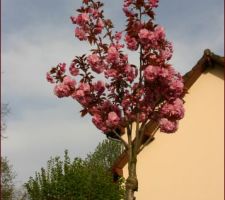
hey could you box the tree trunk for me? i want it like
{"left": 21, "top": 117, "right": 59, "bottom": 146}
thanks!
{"left": 125, "top": 156, "right": 138, "bottom": 200}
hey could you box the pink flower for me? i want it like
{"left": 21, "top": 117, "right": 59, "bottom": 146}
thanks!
{"left": 88, "top": 8, "right": 100, "bottom": 18}
{"left": 74, "top": 89, "right": 85, "bottom": 98}
{"left": 173, "top": 98, "right": 183, "bottom": 106}
{"left": 123, "top": 0, "right": 132, "bottom": 7}
{"left": 106, "top": 112, "right": 120, "bottom": 127}
{"left": 87, "top": 54, "right": 100, "bottom": 66}
{"left": 138, "top": 29, "right": 149, "bottom": 40}
{"left": 158, "top": 67, "right": 169, "bottom": 78}
{"left": 155, "top": 26, "right": 165, "bottom": 40}
{"left": 105, "top": 69, "right": 117, "bottom": 78}
{"left": 106, "top": 46, "right": 120, "bottom": 63}
{"left": 95, "top": 63, "right": 105, "bottom": 73}
{"left": 59, "top": 63, "right": 66, "bottom": 73}
{"left": 53, "top": 76, "right": 76, "bottom": 98}
{"left": 63, "top": 76, "right": 76, "bottom": 90}
{"left": 74, "top": 13, "right": 89, "bottom": 26}
{"left": 94, "top": 81, "right": 105, "bottom": 94}
{"left": 125, "top": 65, "right": 137, "bottom": 82}
{"left": 72, "top": 89, "right": 91, "bottom": 106}
{"left": 138, "top": 29, "right": 157, "bottom": 45}
{"left": 87, "top": 54, "right": 105, "bottom": 73}
{"left": 148, "top": 31, "right": 156, "bottom": 42}
{"left": 169, "top": 79, "right": 184, "bottom": 93}
{"left": 144, "top": 65, "right": 158, "bottom": 82}
{"left": 75, "top": 27, "right": 87, "bottom": 41}
{"left": 69, "top": 63, "right": 79, "bottom": 76}
{"left": 161, "top": 98, "right": 184, "bottom": 120}
{"left": 115, "top": 43, "right": 125, "bottom": 50}
{"left": 46, "top": 72, "right": 54, "bottom": 83}
{"left": 83, "top": 0, "right": 89, "bottom": 4}
{"left": 139, "top": 28, "right": 163, "bottom": 46}
{"left": 92, "top": 114, "right": 108, "bottom": 132}
{"left": 94, "top": 18, "right": 104, "bottom": 34}
{"left": 54, "top": 83, "right": 71, "bottom": 98}
{"left": 79, "top": 83, "right": 90, "bottom": 93}
{"left": 88, "top": 8, "right": 94, "bottom": 14}
{"left": 125, "top": 35, "right": 138, "bottom": 51}
{"left": 93, "top": 10, "right": 100, "bottom": 18}
{"left": 92, "top": 114, "right": 102, "bottom": 126}
{"left": 122, "top": 96, "right": 131, "bottom": 109}
{"left": 93, "top": 63, "right": 105, "bottom": 74}
{"left": 161, "top": 48, "right": 172, "bottom": 61}
{"left": 159, "top": 118, "right": 177, "bottom": 133}
{"left": 160, "top": 42, "right": 173, "bottom": 61}
{"left": 167, "top": 65, "right": 176, "bottom": 78}
{"left": 173, "top": 98, "right": 185, "bottom": 119}
{"left": 149, "top": 0, "right": 159, "bottom": 8}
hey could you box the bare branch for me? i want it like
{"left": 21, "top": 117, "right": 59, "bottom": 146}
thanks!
{"left": 138, "top": 125, "right": 158, "bottom": 153}
{"left": 136, "top": 120, "right": 147, "bottom": 152}
{"left": 126, "top": 124, "right": 132, "bottom": 168}
{"left": 113, "top": 130, "right": 129, "bottom": 150}
{"left": 134, "top": 114, "right": 140, "bottom": 155}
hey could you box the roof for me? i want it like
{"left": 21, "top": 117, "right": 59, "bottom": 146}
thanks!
{"left": 112, "top": 49, "right": 224, "bottom": 178}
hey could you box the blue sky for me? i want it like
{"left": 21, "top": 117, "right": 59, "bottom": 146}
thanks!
{"left": 2, "top": 0, "right": 224, "bottom": 185}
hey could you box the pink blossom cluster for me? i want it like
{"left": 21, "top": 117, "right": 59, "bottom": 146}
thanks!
{"left": 69, "top": 62, "right": 79, "bottom": 76}
{"left": 161, "top": 98, "right": 184, "bottom": 120}
{"left": 46, "top": 0, "right": 185, "bottom": 135}
{"left": 46, "top": 63, "right": 67, "bottom": 84}
{"left": 138, "top": 27, "right": 165, "bottom": 48}
{"left": 94, "top": 80, "right": 105, "bottom": 94}
{"left": 87, "top": 54, "right": 105, "bottom": 73}
{"left": 91, "top": 101, "right": 122, "bottom": 132}
{"left": 46, "top": 72, "right": 54, "bottom": 83}
{"left": 125, "top": 65, "right": 138, "bottom": 82}
{"left": 106, "top": 46, "right": 120, "bottom": 64}
{"left": 159, "top": 98, "right": 184, "bottom": 133}
{"left": 54, "top": 76, "right": 76, "bottom": 98}
{"left": 144, "top": 64, "right": 181, "bottom": 84}
{"left": 160, "top": 41, "right": 173, "bottom": 61}
{"left": 125, "top": 35, "right": 138, "bottom": 51}
{"left": 144, "top": 65, "right": 184, "bottom": 101}
{"left": 122, "top": 1, "right": 173, "bottom": 65}
{"left": 121, "top": 90, "right": 153, "bottom": 123}
{"left": 148, "top": 0, "right": 159, "bottom": 8}
{"left": 71, "top": 82, "right": 92, "bottom": 106}
{"left": 144, "top": 65, "right": 158, "bottom": 82}
{"left": 159, "top": 118, "right": 177, "bottom": 133}
{"left": 71, "top": 0, "right": 104, "bottom": 41}
{"left": 103, "top": 43, "right": 137, "bottom": 83}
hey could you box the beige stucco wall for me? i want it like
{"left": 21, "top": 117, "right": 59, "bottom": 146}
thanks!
{"left": 123, "top": 66, "right": 224, "bottom": 200}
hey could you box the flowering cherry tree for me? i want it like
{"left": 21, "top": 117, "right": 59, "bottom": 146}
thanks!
{"left": 46, "top": 0, "right": 185, "bottom": 199}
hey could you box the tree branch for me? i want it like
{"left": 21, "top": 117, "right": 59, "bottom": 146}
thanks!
{"left": 138, "top": 125, "right": 158, "bottom": 153}
{"left": 113, "top": 130, "right": 129, "bottom": 150}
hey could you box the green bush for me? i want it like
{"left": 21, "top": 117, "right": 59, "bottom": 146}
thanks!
{"left": 25, "top": 140, "right": 125, "bottom": 200}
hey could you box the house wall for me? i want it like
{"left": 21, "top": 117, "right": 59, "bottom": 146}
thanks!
{"left": 123, "top": 66, "right": 224, "bottom": 200}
